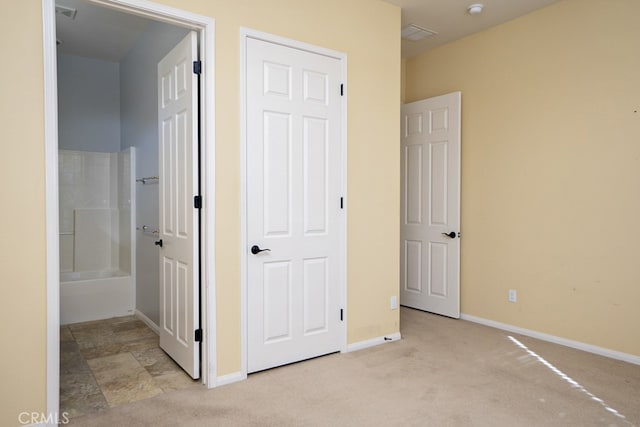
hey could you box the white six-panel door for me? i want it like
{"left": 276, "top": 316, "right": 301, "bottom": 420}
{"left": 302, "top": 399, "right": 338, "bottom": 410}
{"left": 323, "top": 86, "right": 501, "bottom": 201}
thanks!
{"left": 157, "top": 31, "right": 200, "bottom": 378}
{"left": 246, "top": 36, "right": 344, "bottom": 373}
{"left": 400, "top": 92, "right": 461, "bottom": 318}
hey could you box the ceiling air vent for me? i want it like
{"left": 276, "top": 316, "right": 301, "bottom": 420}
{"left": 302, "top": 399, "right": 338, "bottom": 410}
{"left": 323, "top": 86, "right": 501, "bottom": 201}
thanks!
{"left": 401, "top": 24, "right": 437, "bottom": 41}
{"left": 55, "top": 4, "right": 77, "bottom": 20}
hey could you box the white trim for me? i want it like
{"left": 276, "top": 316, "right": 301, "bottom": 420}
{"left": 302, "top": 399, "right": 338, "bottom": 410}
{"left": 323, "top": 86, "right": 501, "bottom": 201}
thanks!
{"left": 134, "top": 309, "right": 160, "bottom": 335}
{"left": 241, "top": 28, "right": 346, "bottom": 60}
{"left": 338, "top": 52, "right": 348, "bottom": 355}
{"left": 461, "top": 314, "right": 640, "bottom": 366}
{"left": 200, "top": 13, "right": 218, "bottom": 391}
{"left": 453, "top": 92, "right": 462, "bottom": 318}
{"left": 216, "top": 371, "right": 247, "bottom": 387}
{"left": 44, "top": 0, "right": 217, "bottom": 419}
{"left": 126, "top": 147, "right": 137, "bottom": 314}
{"left": 239, "top": 28, "right": 249, "bottom": 380}
{"left": 345, "top": 332, "right": 402, "bottom": 353}
{"left": 43, "top": 1, "right": 59, "bottom": 424}
{"left": 88, "top": 0, "right": 210, "bottom": 27}
{"left": 239, "top": 28, "right": 348, "bottom": 376}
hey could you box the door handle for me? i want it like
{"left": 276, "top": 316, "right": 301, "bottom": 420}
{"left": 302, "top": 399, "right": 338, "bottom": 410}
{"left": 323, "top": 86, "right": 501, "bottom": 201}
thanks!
{"left": 251, "top": 245, "right": 271, "bottom": 255}
{"left": 441, "top": 232, "right": 456, "bottom": 239}
{"left": 154, "top": 239, "right": 163, "bottom": 248}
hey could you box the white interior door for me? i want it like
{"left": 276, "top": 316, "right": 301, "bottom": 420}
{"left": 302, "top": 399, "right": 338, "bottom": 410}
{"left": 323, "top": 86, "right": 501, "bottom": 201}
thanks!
{"left": 157, "top": 31, "right": 200, "bottom": 378}
{"left": 400, "top": 92, "right": 461, "bottom": 318}
{"left": 246, "top": 36, "right": 344, "bottom": 373}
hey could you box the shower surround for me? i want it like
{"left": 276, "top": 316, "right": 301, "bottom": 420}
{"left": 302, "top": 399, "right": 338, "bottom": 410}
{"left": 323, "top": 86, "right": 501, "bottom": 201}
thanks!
{"left": 59, "top": 148, "right": 136, "bottom": 324}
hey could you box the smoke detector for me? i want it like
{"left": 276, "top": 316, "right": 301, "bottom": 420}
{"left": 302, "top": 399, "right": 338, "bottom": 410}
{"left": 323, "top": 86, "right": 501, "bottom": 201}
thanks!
{"left": 55, "top": 4, "right": 77, "bottom": 20}
{"left": 467, "top": 4, "right": 484, "bottom": 15}
{"left": 401, "top": 24, "right": 438, "bottom": 41}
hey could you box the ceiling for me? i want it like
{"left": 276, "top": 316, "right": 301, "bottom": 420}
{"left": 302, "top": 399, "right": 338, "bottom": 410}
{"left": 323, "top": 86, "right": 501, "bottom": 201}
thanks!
{"left": 383, "top": 0, "right": 562, "bottom": 58}
{"left": 56, "top": 0, "right": 562, "bottom": 62}
{"left": 56, "top": 0, "right": 154, "bottom": 62}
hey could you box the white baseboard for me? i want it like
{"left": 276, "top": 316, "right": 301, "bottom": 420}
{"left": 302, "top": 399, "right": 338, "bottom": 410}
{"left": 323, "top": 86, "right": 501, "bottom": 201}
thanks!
{"left": 135, "top": 309, "right": 160, "bottom": 335}
{"left": 461, "top": 314, "right": 640, "bottom": 366}
{"left": 344, "top": 332, "right": 402, "bottom": 353}
{"left": 216, "top": 371, "right": 246, "bottom": 387}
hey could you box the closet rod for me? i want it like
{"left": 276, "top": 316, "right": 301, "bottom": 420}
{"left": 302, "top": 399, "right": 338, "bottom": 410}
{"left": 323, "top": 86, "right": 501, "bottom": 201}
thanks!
{"left": 136, "top": 176, "right": 159, "bottom": 184}
{"left": 136, "top": 225, "right": 159, "bottom": 234}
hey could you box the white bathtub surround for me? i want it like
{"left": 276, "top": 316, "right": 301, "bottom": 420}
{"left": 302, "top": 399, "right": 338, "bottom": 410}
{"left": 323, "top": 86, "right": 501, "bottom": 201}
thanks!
{"left": 74, "top": 208, "right": 118, "bottom": 272}
{"left": 60, "top": 270, "right": 133, "bottom": 325}
{"left": 118, "top": 150, "right": 134, "bottom": 274}
{"left": 58, "top": 148, "right": 136, "bottom": 324}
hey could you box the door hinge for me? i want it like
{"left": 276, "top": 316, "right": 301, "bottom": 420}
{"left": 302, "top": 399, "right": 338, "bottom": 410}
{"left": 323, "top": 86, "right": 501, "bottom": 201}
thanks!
{"left": 194, "top": 195, "right": 202, "bottom": 209}
{"left": 340, "top": 197, "right": 344, "bottom": 209}
{"left": 340, "top": 308, "right": 344, "bottom": 321}
{"left": 194, "top": 328, "right": 202, "bottom": 342}
{"left": 193, "top": 60, "right": 202, "bottom": 75}
{"left": 340, "top": 83, "right": 344, "bottom": 96}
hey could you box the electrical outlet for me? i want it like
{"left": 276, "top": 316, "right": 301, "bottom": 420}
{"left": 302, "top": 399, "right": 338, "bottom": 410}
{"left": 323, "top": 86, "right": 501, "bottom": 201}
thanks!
{"left": 390, "top": 295, "right": 398, "bottom": 310}
{"left": 508, "top": 289, "right": 517, "bottom": 303}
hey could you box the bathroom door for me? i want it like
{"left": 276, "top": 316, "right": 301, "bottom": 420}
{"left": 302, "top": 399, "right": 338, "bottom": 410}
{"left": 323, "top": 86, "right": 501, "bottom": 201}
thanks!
{"left": 157, "top": 31, "right": 200, "bottom": 379}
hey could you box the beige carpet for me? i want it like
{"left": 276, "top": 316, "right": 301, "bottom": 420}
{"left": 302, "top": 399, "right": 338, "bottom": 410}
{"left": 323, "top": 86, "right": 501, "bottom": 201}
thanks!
{"left": 69, "top": 307, "right": 640, "bottom": 426}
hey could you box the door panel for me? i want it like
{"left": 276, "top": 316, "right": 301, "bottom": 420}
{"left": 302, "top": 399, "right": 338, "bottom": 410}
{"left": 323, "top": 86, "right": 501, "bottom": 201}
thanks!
{"left": 263, "top": 261, "right": 292, "bottom": 343}
{"left": 405, "top": 144, "right": 423, "bottom": 225}
{"left": 264, "top": 111, "right": 292, "bottom": 236}
{"left": 157, "top": 31, "right": 200, "bottom": 379}
{"left": 246, "top": 37, "right": 343, "bottom": 373}
{"left": 303, "top": 117, "right": 328, "bottom": 234}
{"left": 400, "top": 92, "right": 461, "bottom": 318}
{"left": 303, "top": 257, "right": 328, "bottom": 334}
{"left": 405, "top": 240, "right": 422, "bottom": 293}
{"left": 429, "top": 142, "right": 448, "bottom": 225}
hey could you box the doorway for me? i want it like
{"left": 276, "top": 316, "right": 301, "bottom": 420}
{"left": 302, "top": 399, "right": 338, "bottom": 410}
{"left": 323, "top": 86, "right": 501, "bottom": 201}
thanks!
{"left": 43, "top": 0, "right": 216, "bottom": 418}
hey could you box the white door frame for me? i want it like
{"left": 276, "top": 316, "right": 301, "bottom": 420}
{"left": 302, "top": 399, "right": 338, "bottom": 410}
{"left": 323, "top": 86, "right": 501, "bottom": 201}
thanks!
{"left": 43, "top": 0, "right": 216, "bottom": 419}
{"left": 239, "top": 28, "right": 348, "bottom": 379}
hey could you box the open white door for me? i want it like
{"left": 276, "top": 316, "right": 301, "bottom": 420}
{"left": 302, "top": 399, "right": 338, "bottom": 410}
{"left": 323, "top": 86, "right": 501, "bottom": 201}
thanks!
{"left": 158, "top": 31, "right": 200, "bottom": 378}
{"left": 245, "top": 36, "right": 344, "bottom": 373}
{"left": 400, "top": 92, "right": 461, "bottom": 318}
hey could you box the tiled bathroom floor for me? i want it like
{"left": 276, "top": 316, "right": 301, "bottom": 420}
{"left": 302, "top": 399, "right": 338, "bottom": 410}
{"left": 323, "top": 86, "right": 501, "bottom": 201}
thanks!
{"left": 60, "top": 316, "right": 199, "bottom": 419}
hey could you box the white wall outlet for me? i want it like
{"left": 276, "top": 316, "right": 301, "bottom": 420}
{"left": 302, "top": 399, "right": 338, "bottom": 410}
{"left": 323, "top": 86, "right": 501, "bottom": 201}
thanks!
{"left": 508, "top": 289, "right": 517, "bottom": 303}
{"left": 390, "top": 295, "right": 398, "bottom": 310}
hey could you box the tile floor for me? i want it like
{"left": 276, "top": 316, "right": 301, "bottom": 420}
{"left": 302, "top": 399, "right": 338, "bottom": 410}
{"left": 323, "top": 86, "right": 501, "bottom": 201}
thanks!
{"left": 60, "top": 316, "right": 199, "bottom": 419}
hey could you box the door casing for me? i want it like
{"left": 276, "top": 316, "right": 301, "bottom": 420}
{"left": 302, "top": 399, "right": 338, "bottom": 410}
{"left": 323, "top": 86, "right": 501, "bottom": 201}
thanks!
{"left": 43, "top": 0, "right": 216, "bottom": 420}
{"left": 239, "top": 27, "right": 348, "bottom": 379}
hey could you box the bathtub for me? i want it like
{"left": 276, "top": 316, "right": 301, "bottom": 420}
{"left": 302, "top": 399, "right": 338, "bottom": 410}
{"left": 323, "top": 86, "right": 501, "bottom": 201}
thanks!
{"left": 60, "top": 270, "right": 135, "bottom": 325}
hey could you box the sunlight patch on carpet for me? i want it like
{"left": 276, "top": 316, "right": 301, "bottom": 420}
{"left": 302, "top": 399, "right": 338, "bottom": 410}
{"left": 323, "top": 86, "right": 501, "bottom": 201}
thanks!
{"left": 507, "top": 335, "right": 631, "bottom": 425}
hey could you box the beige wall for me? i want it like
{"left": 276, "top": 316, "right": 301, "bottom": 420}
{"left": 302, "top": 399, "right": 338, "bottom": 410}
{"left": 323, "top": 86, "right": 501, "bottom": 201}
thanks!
{"left": 405, "top": 0, "right": 640, "bottom": 356}
{"left": 0, "top": 0, "right": 400, "bottom": 423}
{"left": 0, "top": 0, "right": 48, "bottom": 424}
{"left": 400, "top": 57, "right": 406, "bottom": 103}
